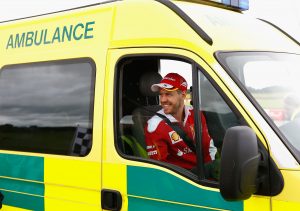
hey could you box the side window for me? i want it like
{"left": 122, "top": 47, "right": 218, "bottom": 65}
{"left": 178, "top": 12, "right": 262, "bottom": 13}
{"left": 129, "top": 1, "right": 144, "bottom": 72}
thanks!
{"left": 117, "top": 57, "right": 193, "bottom": 159}
{"left": 0, "top": 59, "right": 95, "bottom": 156}
{"left": 198, "top": 69, "right": 241, "bottom": 180}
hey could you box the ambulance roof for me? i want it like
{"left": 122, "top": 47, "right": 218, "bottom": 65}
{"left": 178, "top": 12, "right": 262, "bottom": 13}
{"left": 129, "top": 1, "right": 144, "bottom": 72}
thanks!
{"left": 173, "top": 0, "right": 300, "bottom": 53}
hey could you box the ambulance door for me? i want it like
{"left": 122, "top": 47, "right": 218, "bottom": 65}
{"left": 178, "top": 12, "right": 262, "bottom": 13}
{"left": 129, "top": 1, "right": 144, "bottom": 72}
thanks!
{"left": 102, "top": 47, "right": 273, "bottom": 211}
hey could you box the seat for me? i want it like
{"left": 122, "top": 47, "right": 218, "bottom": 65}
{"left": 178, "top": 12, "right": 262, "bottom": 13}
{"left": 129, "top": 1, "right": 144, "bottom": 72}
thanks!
{"left": 131, "top": 72, "right": 162, "bottom": 151}
{"left": 121, "top": 135, "right": 148, "bottom": 158}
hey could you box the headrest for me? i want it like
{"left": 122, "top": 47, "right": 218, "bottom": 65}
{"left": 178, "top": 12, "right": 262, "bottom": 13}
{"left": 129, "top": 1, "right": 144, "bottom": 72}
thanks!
{"left": 139, "top": 72, "right": 162, "bottom": 97}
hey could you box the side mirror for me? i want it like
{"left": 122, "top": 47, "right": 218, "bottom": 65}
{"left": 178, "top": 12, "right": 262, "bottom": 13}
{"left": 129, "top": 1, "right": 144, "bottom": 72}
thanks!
{"left": 220, "top": 126, "right": 260, "bottom": 201}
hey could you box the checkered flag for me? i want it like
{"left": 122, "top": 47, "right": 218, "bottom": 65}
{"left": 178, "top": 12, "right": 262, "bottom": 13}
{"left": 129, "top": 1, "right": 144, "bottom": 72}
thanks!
{"left": 70, "top": 126, "right": 92, "bottom": 156}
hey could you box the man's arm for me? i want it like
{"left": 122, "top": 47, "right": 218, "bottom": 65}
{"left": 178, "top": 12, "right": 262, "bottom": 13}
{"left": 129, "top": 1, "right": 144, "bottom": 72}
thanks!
{"left": 144, "top": 125, "right": 169, "bottom": 161}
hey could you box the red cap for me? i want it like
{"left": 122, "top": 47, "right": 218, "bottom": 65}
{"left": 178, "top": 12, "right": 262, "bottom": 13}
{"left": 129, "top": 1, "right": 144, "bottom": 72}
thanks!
{"left": 151, "top": 73, "right": 187, "bottom": 92}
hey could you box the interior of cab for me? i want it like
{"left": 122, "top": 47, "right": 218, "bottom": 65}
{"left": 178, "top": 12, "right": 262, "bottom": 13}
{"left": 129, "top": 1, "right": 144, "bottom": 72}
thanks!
{"left": 117, "top": 57, "right": 162, "bottom": 157}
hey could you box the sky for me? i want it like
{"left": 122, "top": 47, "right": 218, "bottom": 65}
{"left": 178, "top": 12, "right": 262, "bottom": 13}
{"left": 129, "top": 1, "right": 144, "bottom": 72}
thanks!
{"left": 0, "top": 0, "right": 299, "bottom": 40}
{"left": 247, "top": 0, "right": 300, "bottom": 41}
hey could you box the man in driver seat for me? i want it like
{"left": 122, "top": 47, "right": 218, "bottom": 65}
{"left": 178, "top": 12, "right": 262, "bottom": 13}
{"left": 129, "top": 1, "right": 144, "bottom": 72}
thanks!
{"left": 145, "top": 73, "right": 217, "bottom": 170}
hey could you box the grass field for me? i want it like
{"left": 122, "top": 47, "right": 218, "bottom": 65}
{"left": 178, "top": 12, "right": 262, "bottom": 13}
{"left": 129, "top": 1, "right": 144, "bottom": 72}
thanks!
{"left": 252, "top": 91, "right": 287, "bottom": 109}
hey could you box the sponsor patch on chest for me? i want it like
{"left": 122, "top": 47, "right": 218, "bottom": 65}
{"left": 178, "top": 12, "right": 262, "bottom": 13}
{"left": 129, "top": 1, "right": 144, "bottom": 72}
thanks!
{"left": 169, "top": 131, "right": 183, "bottom": 144}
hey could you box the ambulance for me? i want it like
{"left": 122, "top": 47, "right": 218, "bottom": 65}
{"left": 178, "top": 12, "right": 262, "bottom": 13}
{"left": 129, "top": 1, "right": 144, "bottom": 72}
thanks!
{"left": 0, "top": 0, "right": 300, "bottom": 210}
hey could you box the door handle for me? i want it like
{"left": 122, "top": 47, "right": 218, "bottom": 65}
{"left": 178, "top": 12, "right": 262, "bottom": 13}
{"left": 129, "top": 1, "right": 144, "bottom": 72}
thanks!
{"left": 101, "top": 189, "right": 122, "bottom": 211}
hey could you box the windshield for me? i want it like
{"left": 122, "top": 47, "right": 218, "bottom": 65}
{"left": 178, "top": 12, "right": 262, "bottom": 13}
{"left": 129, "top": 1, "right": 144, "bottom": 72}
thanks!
{"left": 216, "top": 52, "right": 300, "bottom": 157}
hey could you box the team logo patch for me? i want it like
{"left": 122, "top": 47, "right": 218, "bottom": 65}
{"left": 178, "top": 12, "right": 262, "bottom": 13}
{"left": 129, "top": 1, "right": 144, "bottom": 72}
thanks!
{"left": 169, "top": 131, "right": 182, "bottom": 144}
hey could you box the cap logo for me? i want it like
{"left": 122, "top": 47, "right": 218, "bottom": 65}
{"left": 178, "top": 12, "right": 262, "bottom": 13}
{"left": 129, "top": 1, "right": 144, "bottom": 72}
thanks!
{"left": 151, "top": 73, "right": 187, "bottom": 92}
{"left": 164, "top": 77, "right": 175, "bottom": 81}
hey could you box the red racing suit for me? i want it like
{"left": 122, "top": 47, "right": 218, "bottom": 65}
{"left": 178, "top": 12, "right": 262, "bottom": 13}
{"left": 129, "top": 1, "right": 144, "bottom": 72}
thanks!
{"left": 145, "top": 106, "right": 216, "bottom": 170}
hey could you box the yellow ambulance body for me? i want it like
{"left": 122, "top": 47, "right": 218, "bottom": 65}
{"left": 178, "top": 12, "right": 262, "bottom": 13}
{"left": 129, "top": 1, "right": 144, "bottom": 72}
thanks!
{"left": 0, "top": 0, "right": 300, "bottom": 210}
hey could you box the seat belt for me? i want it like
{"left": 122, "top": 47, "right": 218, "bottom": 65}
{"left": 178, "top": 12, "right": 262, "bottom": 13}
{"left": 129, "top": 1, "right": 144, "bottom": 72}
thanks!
{"left": 155, "top": 113, "right": 196, "bottom": 153}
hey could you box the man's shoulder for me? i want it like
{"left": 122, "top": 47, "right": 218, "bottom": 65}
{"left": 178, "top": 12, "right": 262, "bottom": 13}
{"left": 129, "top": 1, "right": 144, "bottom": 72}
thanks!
{"left": 185, "top": 105, "right": 193, "bottom": 111}
{"left": 185, "top": 105, "right": 195, "bottom": 116}
{"left": 146, "top": 115, "right": 164, "bottom": 133}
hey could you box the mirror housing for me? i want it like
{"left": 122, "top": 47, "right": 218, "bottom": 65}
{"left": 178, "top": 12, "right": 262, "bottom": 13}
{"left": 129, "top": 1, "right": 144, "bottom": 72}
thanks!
{"left": 220, "top": 126, "right": 260, "bottom": 201}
